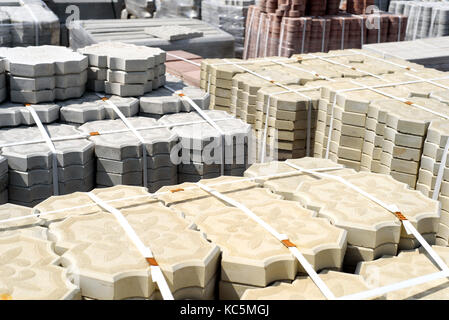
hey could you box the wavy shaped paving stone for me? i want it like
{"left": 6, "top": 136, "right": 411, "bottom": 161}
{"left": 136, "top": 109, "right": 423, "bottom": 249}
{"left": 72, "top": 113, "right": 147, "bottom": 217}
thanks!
{"left": 0, "top": 46, "right": 88, "bottom": 77}
{"left": 244, "top": 157, "right": 355, "bottom": 200}
{"left": 158, "top": 176, "right": 347, "bottom": 287}
{"left": 78, "top": 117, "right": 178, "bottom": 160}
{"left": 77, "top": 42, "right": 165, "bottom": 71}
{"left": 294, "top": 172, "right": 440, "bottom": 249}
{"left": 59, "top": 94, "right": 139, "bottom": 124}
{"left": 356, "top": 246, "right": 449, "bottom": 299}
{"left": 45, "top": 185, "right": 219, "bottom": 299}
{"left": 0, "top": 203, "right": 47, "bottom": 240}
{"left": 0, "top": 124, "right": 94, "bottom": 171}
{"left": 241, "top": 270, "right": 375, "bottom": 300}
{"left": 0, "top": 102, "right": 59, "bottom": 127}
{"left": 0, "top": 235, "right": 80, "bottom": 300}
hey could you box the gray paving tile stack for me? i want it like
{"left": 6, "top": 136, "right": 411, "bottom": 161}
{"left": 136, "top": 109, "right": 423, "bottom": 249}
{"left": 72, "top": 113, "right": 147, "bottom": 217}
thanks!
{"left": 77, "top": 42, "right": 166, "bottom": 97}
{"left": 59, "top": 94, "right": 139, "bottom": 125}
{"left": 0, "top": 46, "right": 88, "bottom": 104}
{"left": 69, "top": 18, "right": 235, "bottom": 59}
{"left": 389, "top": 1, "right": 449, "bottom": 40}
{"left": 139, "top": 77, "right": 210, "bottom": 119}
{"left": 0, "top": 124, "right": 95, "bottom": 207}
{"left": 202, "top": 0, "right": 255, "bottom": 58}
{"left": 78, "top": 117, "right": 178, "bottom": 192}
{"left": 159, "top": 110, "right": 252, "bottom": 183}
{"left": 0, "top": 0, "right": 60, "bottom": 47}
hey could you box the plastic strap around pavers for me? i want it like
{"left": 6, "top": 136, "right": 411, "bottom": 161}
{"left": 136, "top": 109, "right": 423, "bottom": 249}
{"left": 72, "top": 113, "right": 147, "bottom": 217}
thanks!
{"left": 260, "top": 87, "right": 317, "bottom": 161}
{"left": 433, "top": 138, "right": 449, "bottom": 201}
{"left": 348, "top": 50, "right": 418, "bottom": 72}
{"left": 398, "top": 16, "right": 403, "bottom": 42}
{"left": 97, "top": 93, "right": 149, "bottom": 188}
{"left": 285, "top": 161, "right": 449, "bottom": 274}
{"left": 278, "top": 20, "right": 286, "bottom": 57}
{"left": 0, "top": 165, "right": 344, "bottom": 225}
{"left": 243, "top": 8, "right": 256, "bottom": 60}
{"left": 26, "top": 104, "right": 59, "bottom": 195}
{"left": 166, "top": 52, "right": 201, "bottom": 67}
{"left": 322, "top": 75, "right": 449, "bottom": 159}
{"left": 269, "top": 58, "right": 336, "bottom": 82}
{"left": 255, "top": 13, "right": 264, "bottom": 59}
{"left": 412, "top": 5, "right": 423, "bottom": 41}
{"left": 19, "top": 0, "right": 39, "bottom": 46}
{"left": 341, "top": 19, "right": 346, "bottom": 50}
{"left": 0, "top": 115, "right": 233, "bottom": 148}
{"left": 264, "top": 14, "right": 270, "bottom": 57}
{"left": 306, "top": 53, "right": 387, "bottom": 80}
{"left": 321, "top": 18, "right": 328, "bottom": 53}
{"left": 302, "top": 19, "right": 307, "bottom": 54}
{"left": 164, "top": 85, "right": 226, "bottom": 175}
{"left": 195, "top": 181, "right": 337, "bottom": 300}
{"left": 86, "top": 192, "right": 174, "bottom": 300}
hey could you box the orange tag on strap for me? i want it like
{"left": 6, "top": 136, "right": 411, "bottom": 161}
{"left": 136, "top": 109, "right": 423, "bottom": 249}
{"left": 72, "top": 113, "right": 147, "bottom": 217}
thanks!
{"left": 394, "top": 212, "right": 407, "bottom": 221}
{"left": 281, "top": 239, "right": 297, "bottom": 248}
{"left": 0, "top": 294, "right": 12, "bottom": 300}
{"left": 146, "top": 257, "right": 159, "bottom": 266}
{"left": 178, "top": 93, "right": 185, "bottom": 97}
{"left": 101, "top": 97, "right": 108, "bottom": 101}
{"left": 405, "top": 101, "right": 413, "bottom": 106}
{"left": 90, "top": 131, "right": 100, "bottom": 136}
{"left": 170, "top": 188, "right": 184, "bottom": 193}
{"left": 25, "top": 104, "right": 31, "bottom": 107}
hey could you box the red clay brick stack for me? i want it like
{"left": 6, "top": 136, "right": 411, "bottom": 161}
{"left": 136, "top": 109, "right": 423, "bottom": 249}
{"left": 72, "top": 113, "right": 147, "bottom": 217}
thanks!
{"left": 244, "top": 0, "right": 408, "bottom": 58}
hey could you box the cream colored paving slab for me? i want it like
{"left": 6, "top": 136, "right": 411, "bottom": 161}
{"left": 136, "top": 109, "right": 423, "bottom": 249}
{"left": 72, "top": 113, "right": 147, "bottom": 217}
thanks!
{"left": 356, "top": 246, "right": 449, "bottom": 300}
{"left": 295, "top": 172, "right": 440, "bottom": 249}
{"left": 241, "top": 270, "right": 376, "bottom": 300}
{"left": 158, "top": 176, "right": 347, "bottom": 287}
{"left": 244, "top": 157, "right": 355, "bottom": 200}
{"left": 42, "top": 185, "right": 220, "bottom": 300}
{"left": 0, "top": 235, "right": 80, "bottom": 300}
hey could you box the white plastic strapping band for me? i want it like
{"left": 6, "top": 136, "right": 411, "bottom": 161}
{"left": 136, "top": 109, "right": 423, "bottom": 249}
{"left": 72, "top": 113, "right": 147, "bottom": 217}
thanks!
{"left": 196, "top": 182, "right": 336, "bottom": 300}
{"left": 19, "top": 1, "right": 39, "bottom": 46}
{"left": 278, "top": 20, "right": 286, "bottom": 57}
{"left": 341, "top": 19, "right": 346, "bottom": 50}
{"left": 264, "top": 14, "right": 270, "bottom": 57}
{"left": 285, "top": 161, "right": 449, "bottom": 274}
{"left": 164, "top": 85, "right": 226, "bottom": 175}
{"left": 0, "top": 165, "right": 346, "bottom": 225}
{"left": 302, "top": 19, "right": 307, "bottom": 54}
{"left": 97, "top": 94, "right": 149, "bottom": 188}
{"left": 243, "top": 8, "right": 256, "bottom": 60}
{"left": 255, "top": 14, "right": 264, "bottom": 58}
{"left": 26, "top": 104, "right": 59, "bottom": 195}
{"left": 86, "top": 192, "right": 174, "bottom": 300}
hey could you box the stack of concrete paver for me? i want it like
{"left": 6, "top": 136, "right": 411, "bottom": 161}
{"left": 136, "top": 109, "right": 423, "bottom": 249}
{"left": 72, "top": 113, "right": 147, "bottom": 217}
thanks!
{"left": 416, "top": 119, "right": 449, "bottom": 246}
{"left": 242, "top": 247, "right": 449, "bottom": 299}
{"left": 364, "top": 36, "right": 449, "bottom": 71}
{"left": 140, "top": 78, "right": 210, "bottom": 119}
{"left": 389, "top": 1, "right": 449, "bottom": 40}
{"left": 28, "top": 185, "right": 220, "bottom": 300}
{"left": 78, "top": 117, "right": 178, "bottom": 193}
{"left": 1, "top": 157, "right": 449, "bottom": 299}
{"left": 59, "top": 94, "right": 140, "bottom": 125}
{"left": 245, "top": 158, "right": 440, "bottom": 268}
{"left": 159, "top": 110, "right": 252, "bottom": 182}
{"left": 69, "top": 18, "right": 235, "bottom": 59}
{"left": 157, "top": 174, "right": 347, "bottom": 299}
{"left": 0, "top": 46, "right": 88, "bottom": 104}
{"left": 0, "top": 124, "right": 95, "bottom": 207}
{"left": 0, "top": 0, "right": 60, "bottom": 47}
{"left": 202, "top": 0, "right": 255, "bottom": 58}
{"left": 244, "top": 1, "right": 407, "bottom": 58}
{"left": 0, "top": 157, "right": 8, "bottom": 205}
{"left": 77, "top": 42, "right": 166, "bottom": 97}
